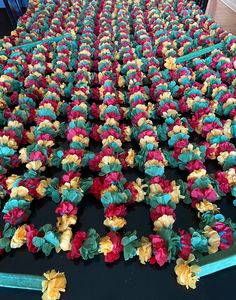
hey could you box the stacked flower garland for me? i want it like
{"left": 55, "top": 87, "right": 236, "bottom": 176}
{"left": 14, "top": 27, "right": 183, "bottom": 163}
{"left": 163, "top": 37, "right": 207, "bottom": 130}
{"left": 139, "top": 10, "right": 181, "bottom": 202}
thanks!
{"left": 0, "top": 0, "right": 236, "bottom": 293}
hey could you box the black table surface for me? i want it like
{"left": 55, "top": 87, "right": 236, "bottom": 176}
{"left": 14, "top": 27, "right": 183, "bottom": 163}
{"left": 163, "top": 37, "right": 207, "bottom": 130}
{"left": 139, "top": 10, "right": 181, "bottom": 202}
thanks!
{"left": 0, "top": 9, "right": 236, "bottom": 300}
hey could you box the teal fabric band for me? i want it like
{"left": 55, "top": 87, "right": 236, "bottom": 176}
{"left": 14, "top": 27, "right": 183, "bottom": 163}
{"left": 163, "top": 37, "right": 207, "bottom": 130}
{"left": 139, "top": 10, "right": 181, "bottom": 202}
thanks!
{"left": 195, "top": 244, "right": 236, "bottom": 277}
{"left": 10, "top": 33, "right": 72, "bottom": 51}
{"left": 176, "top": 42, "right": 224, "bottom": 64}
{"left": 0, "top": 272, "right": 43, "bottom": 290}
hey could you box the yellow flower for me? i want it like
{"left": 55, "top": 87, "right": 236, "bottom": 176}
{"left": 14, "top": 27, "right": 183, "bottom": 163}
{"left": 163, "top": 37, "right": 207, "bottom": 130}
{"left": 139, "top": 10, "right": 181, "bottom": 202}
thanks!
{"left": 99, "top": 236, "right": 113, "bottom": 255}
{"left": 72, "top": 135, "right": 89, "bottom": 146}
{"left": 187, "top": 169, "right": 207, "bottom": 181}
{"left": 102, "top": 136, "right": 122, "bottom": 148}
{"left": 203, "top": 226, "right": 220, "bottom": 254}
{"left": 26, "top": 127, "right": 35, "bottom": 143}
{"left": 223, "top": 119, "right": 233, "bottom": 139}
{"left": 137, "top": 117, "right": 147, "bottom": 127}
{"left": 118, "top": 76, "right": 125, "bottom": 87}
{"left": 10, "top": 224, "right": 27, "bottom": 248}
{"left": 7, "top": 120, "right": 22, "bottom": 128}
{"left": 125, "top": 149, "right": 135, "bottom": 167}
{"left": 70, "top": 176, "right": 81, "bottom": 189}
{"left": 42, "top": 270, "right": 67, "bottom": 300}
{"left": 61, "top": 154, "right": 81, "bottom": 166}
{"left": 227, "top": 168, "right": 236, "bottom": 186}
{"left": 19, "top": 148, "right": 28, "bottom": 162}
{"left": 133, "top": 178, "right": 147, "bottom": 202}
{"left": 103, "top": 217, "right": 127, "bottom": 229}
{"left": 0, "top": 98, "right": 7, "bottom": 109}
{"left": 101, "top": 184, "right": 118, "bottom": 195}
{"left": 0, "top": 55, "right": 8, "bottom": 61}
{"left": 59, "top": 228, "right": 72, "bottom": 252}
{"left": 6, "top": 174, "right": 19, "bottom": 190}
{"left": 195, "top": 200, "right": 219, "bottom": 214}
{"left": 149, "top": 183, "right": 163, "bottom": 195}
{"left": 164, "top": 57, "right": 177, "bottom": 70}
{"left": 145, "top": 159, "right": 167, "bottom": 167}
{"left": 170, "top": 181, "right": 182, "bottom": 204}
{"left": 10, "top": 186, "right": 33, "bottom": 201}
{"left": 140, "top": 135, "right": 158, "bottom": 148}
{"left": 38, "top": 139, "right": 54, "bottom": 147}
{"left": 26, "top": 160, "right": 44, "bottom": 171}
{"left": 175, "top": 254, "right": 200, "bottom": 289}
{"left": 159, "top": 91, "right": 172, "bottom": 100}
{"left": 0, "top": 135, "right": 18, "bottom": 149}
{"left": 99, "top": 156, "right": 120, "bottom": 168}
{"left": 137, "top": 237, "right": 152, "bottom": 264}
{"left": 105, "top": 118, "right": 118, "bottom": 126}
{"left": 123, "top": 126, "right": 131, "bottom": 141}
{"left": 222, "top": 98, "right": 236, "bottom": 110}
{"left": 36, "top": 179, "right": 50, "bottom": 198}
{"left": 163, "top": 108, "right": 178, "bottom": 118}
{"left": 153, "top": 215, "right": 175, "bottom": 231}
{"left": 56, "top": 215, "right": 77, "bottom": 232}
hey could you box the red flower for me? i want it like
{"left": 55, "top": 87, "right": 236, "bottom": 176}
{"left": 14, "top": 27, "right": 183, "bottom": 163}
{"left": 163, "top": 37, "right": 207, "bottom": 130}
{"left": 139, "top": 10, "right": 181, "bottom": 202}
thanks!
{"left": 178, "top": 230, "right": 192, "bottom": 259}
{"left": 67, "top": 231, "right": 87, "bottom": 260}
{"left": 104, "top": 204, "right": 127, "bottom": 218}
{"left": 90, "top": 125, "right": 100, "bottom": 142}
{"left": 150, "top": 176, "right": 173, "bottom": 193}
{"left": 19, "top": 178, "right": 41, "bottom": 198}
{"left": 90, "top": 177, "right": 104, "bottom": 200}
{"left": 26, "top": 225, "right": 40, "bottom": 253}
{"left": 104, "top": 232, "right": 123, "bottom": 263}
{"left": 215, "top": 171, "right": 230, "bottom": 194}
{"left": 150, "top": 205, "right": 176, "bottom": 222}
{"left": 0, "top": 231, "right": 4, "bottom": 255}
{"left": 3, "top": 208, "right": 28, "bottom": 225}
{"left": 124, "top": 182, "right": 138, "bottom": 204}
{"left": 185, "top": 160, "right": 205, "bottom": 172}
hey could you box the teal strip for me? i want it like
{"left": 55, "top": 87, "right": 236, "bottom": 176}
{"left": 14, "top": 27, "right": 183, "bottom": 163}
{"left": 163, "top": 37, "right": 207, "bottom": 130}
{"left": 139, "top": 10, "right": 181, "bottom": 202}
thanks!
{"left": 10, "top": 33, "right": 72, "bottom": 51}
{"left": 176, "top": 42, "right": 224, "bottom": 64}
{"left": 195, "top": 244, "right": 236, "bottom": 277}
{"left": 0, "top": 273, "right": 43, "bottom": 291}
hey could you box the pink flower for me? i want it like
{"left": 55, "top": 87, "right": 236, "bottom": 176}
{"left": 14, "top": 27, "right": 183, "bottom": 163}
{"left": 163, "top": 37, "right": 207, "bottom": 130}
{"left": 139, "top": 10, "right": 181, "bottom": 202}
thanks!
{"left": 213, "top": 222, "right": 234, "bottom": 250}
{"left": 55, "top": 202, "right": 78, "bottom": 216}
{"left": 149, "top": 234, "right": 168, "bottom": 266}
{"left": 104, "top": 172, "right": 124, "bottom": 186}
{"left": 191, "top": 188, "right": 218, "bottom": 202}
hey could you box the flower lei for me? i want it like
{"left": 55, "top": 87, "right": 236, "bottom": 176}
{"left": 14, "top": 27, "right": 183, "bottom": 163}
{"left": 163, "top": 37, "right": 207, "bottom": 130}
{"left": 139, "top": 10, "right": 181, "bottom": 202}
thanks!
{"left": 0, "top": 0, "right": 236, "bottom": 292}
